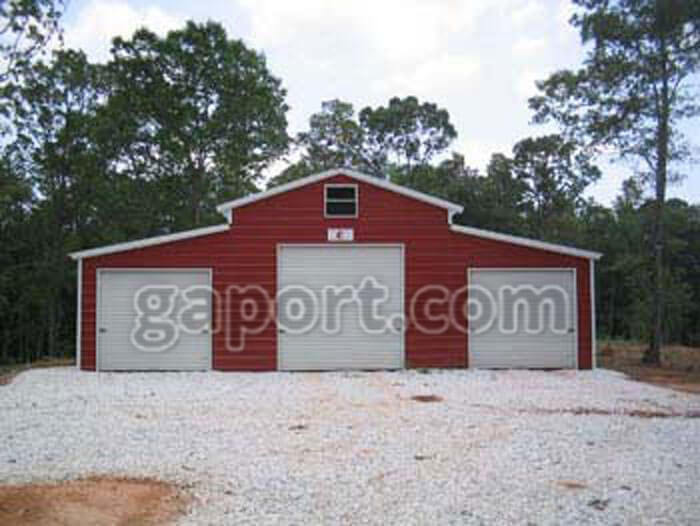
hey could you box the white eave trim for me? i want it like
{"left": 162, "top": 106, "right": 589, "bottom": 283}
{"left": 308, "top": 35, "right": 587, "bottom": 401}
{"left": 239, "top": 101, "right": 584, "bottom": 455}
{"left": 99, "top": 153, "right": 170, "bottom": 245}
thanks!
{"left": 69, "top": 224, "right": 230, "bottom": 260}
{"left": 451, "top": 224, "right": 602, "bottom": 260}
{"left": 216, "top": 167, "right": 464, "bottom": 216}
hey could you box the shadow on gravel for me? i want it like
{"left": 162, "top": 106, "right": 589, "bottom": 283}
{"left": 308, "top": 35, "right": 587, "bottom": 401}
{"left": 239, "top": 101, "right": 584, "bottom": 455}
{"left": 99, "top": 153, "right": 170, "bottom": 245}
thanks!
{"left": 521, "top": 407, "right": 700, "bottom": 419}
{"left": 0, "top": 359, "right": 74, "bottom": 387}
{"left": 471, "top": 403, "right": 700, "bottom": 419}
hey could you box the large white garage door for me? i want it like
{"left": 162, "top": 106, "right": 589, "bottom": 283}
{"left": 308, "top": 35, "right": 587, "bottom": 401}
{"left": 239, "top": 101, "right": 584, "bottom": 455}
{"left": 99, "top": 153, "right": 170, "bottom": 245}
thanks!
{"left": 278, "top": 245, "right": 403, "bottom": 370}
{"left": 97, "top": 269, "right": 212, "bottom": 371}
{"left": 469, "top": 269, "right": 577, "bottom": 368}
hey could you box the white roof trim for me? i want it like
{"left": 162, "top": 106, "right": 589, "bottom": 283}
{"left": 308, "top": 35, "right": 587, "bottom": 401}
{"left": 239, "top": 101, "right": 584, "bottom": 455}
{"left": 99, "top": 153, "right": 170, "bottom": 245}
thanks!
{"left": 69, "top": 224, "right": 230, "bottom": 260}
{"left": 216, "top": 167, "right": 464, "bottom": 214}
{"left": 451, "top": 224, "right": 602, "bottom": 260}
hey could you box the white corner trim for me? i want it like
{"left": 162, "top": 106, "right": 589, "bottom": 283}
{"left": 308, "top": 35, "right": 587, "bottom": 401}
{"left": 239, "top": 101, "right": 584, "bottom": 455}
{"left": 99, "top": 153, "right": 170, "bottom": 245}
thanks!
{"left": 451, "top": 224, "right": 603, "bottom": 260}
{"left": 75, "top": 258, "right": 82, "bottom": 369}
{"left": 216, "top": 167, "right": 464, "bottom": 216}
{"left": 69, "top": 224, "right": 230, "bottom": 260}
{"left": 590, "top": 259, "right": 597, "bottom": 369}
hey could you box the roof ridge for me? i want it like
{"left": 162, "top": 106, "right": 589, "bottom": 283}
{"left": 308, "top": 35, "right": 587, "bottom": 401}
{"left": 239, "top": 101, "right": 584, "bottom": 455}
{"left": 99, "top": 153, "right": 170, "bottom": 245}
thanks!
{"left": 215, "top": 167, "right": 464, "bottom": 216}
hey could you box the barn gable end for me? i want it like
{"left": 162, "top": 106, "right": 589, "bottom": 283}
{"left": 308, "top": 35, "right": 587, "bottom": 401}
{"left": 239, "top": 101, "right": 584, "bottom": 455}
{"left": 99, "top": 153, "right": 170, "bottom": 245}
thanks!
{"left": 71, "top": 168, "right": 600, "bottom": 372}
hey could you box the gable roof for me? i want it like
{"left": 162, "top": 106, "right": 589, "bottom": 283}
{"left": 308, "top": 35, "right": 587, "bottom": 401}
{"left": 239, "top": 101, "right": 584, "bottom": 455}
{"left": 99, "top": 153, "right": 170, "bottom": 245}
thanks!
{"left": 451, "top": 224, "right": 602, "bottom": 260}
{"left": 69, "top": 223, "right": 230, "bottom": 260}
{"left": 68, "top": 170, "right": 601, "bottom": 262}
{"left": 215, "top": 167, "right": 464, "bottom": 216}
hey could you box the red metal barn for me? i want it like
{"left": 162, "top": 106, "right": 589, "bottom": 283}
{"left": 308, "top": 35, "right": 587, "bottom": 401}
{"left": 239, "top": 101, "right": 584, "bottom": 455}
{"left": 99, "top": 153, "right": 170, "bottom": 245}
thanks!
{"left": 71, "top": 169, "right": 601, "bottom": 371}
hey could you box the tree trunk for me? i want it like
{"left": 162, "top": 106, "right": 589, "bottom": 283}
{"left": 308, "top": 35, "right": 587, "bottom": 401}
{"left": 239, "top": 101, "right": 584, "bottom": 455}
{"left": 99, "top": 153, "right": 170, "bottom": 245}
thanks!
{"left": 644, "top": 165, "right": 666, "bottom": 365}
{"left": 643, "top": 49, "right": 670, "bottom": 365}
{"left": 608, "top": 280, "right": 616, "bottom": 338}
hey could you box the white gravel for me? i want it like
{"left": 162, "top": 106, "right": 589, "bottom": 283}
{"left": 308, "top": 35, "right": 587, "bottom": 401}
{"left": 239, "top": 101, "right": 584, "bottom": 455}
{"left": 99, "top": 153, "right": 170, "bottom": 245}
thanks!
{"left": 2, "top": 367, "right": 700, "bottom": 525}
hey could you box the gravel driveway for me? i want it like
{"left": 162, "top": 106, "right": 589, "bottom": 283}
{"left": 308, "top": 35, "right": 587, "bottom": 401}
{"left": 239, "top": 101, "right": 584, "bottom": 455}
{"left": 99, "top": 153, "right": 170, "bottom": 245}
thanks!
{"left": 2, "top": 368, "right": 699, "bottom": 525}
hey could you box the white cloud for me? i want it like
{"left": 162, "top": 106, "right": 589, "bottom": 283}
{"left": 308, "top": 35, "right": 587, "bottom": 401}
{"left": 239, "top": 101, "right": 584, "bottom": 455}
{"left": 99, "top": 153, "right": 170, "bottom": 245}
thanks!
{"left": 509, "top": 0, "right": 546, "bottom": 26}
{"left": 458, "top": 137, "right": 512, "bottom": 172}
{"left": 64, "top": 0, "right": 185, "bottom": 62}
{"left": 554, "top": 0, "right": 580, "bottom": 44}
{"left": 240, "top": 0, "right": 493, "bottom": 64}
{"left": 514, "top": 69, "right": 543, "bottom": 99}
{"left": 375, "top": 55, "right": 481, "bottom": 97}
{"left": 512, "top": 37, "right": 547, "bottom": 58}
{"left": 56, "top": 0, "right": 700, "bottom": 205}
{"left": 585, "top": 165, "right": 627, "bottom": 205}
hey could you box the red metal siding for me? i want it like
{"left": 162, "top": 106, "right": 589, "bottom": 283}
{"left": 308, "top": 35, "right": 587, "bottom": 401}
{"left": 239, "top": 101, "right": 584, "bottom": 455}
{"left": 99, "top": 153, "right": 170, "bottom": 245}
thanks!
{"left": 80, "top": 173, "right": 593, "bottom": 371}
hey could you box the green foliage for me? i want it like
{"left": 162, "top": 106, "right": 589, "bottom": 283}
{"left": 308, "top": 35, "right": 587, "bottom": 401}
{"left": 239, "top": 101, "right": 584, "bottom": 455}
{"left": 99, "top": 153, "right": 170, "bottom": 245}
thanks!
{"left": 389, "top": 153, "right": 475, "bottom": 201}
{"left": 480, "top": 153, "right": 528, "bottom": 234}
{"left": 529, "top": 0, "right": 700, "bottom": 362}
{"left": 268, "top": 96, "right": 456, "bottom": 187}
{"left": 359, "top": 96, "right": 457, "bottom": 170}
{"left": 106, "top": 21, "right": 289, "bottom": 228}
{"left": 578, "top": 187, "right": 700, "bottom": 346}
{"left": 530, "top": 0, "right": 700, "bottom": 167}
{"left": 0, "top": 0, "right": 63, "bottom": 84}
{"left": 0, "top": 19, "right": 290, "bottom": 363}
{"left": 2, "top": 49, "right": 105, "bottom": 359}
{"left": 295, "top": 99, "right": 367, "bottom": 174}
{"left": 511, "top": 134, "right": 601, "bottom": 239}
{"left": 1, "top": 7, "right": 699, "bottom": 367}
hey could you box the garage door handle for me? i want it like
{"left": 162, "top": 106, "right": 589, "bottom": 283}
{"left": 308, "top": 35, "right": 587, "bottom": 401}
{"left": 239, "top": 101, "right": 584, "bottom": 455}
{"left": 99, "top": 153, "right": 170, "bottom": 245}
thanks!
{"left": 99, "top": 327, "right": 107, "bottom": 333}
{"left": 568, "top": 328, "right": 575, "bottom": 333}
{"left": 278, "top": 328, "right": 286, "bottom": 334}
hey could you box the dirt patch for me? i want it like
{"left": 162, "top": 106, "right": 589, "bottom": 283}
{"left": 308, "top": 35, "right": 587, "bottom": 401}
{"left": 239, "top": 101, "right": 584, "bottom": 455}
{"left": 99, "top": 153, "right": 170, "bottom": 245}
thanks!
{"left": 599, "top": 342, "right": 700, "bottom": 371}
{"left": 598, "top": 342, "right": 700, "bottom": 394}
{"left": 411, "top": 394, "right": 443, "bottom": 403}
{"left": 557, "top": 480, "right": 588, "bottom": 490}
{"left": 0, "top": 476, "right": 189, "bottom": 526}
{"left": 0, "top": 359, "right": 74, "bottom": 387}
{"left": 614, "top": 365, "right": 700, "bottom": 395}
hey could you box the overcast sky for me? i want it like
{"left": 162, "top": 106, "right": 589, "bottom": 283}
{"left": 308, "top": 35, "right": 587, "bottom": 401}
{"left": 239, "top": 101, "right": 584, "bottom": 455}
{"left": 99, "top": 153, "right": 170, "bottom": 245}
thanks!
{"left": 62, "top": 0, "right": 699, "bottom": 205}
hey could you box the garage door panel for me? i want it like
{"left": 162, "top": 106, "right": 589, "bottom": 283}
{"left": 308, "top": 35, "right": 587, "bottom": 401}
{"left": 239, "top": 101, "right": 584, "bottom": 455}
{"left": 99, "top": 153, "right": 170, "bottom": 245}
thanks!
{"left": 98, "top": 270, "right": 211, "bottom": 371}
{"left": 478, "top": 354, "right": 571, "bottom": 369}
{"left": 470, "top": 269, "right": 577, "bottom": 369}
{"left": 278, "top": 246, "right": 403, "bottom": 371}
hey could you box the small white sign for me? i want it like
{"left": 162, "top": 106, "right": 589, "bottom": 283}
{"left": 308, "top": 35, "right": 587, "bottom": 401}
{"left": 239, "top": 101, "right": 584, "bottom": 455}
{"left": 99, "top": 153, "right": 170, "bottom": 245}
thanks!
{"left": 327, "top": 228, "right": 354, "bottom": 242}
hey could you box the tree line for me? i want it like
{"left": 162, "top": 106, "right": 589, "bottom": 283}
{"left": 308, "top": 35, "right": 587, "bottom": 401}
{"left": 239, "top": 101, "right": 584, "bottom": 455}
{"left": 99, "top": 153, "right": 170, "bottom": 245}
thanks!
{"left": 1, "top": 1, "right": 699, "bottom": 365}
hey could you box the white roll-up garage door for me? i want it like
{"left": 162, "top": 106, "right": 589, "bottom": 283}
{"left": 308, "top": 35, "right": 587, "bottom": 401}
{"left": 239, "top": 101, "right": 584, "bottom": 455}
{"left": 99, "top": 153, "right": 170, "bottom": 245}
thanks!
{"left": 278, "top": 245, "right": 404, "bottom": 370}
{"left": 469, "top": 269, "right": 577, "bottom": 368}
{"left": 97, "top": 269, "right": 212, "bottom": 371}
